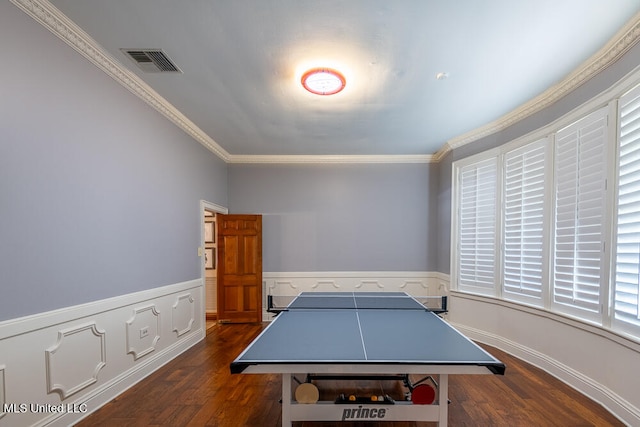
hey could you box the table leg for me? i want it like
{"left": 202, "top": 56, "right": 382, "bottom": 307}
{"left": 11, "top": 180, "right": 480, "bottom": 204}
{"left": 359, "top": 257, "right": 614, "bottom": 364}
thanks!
{"left": 438, "top": 374, "right": 448, "bottom": 426}
{"left": 282, "top": 373, "right": 292, "bottom": 427}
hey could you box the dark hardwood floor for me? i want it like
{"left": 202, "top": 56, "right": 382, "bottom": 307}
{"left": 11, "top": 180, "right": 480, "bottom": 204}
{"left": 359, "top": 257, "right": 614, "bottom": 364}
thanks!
{"left": 75, "top": 322, "right": 624, "bottom": 426}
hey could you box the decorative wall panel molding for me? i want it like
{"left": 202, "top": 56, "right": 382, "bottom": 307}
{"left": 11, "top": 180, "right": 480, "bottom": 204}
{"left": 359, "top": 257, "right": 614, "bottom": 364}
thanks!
{"left": 172, "top": 294, "right": 195, "bottom": 337}
{"left": 262, "top": 271, "right": 448, "bottom": 320}
{"left": 126, "top": 305, "right": 161, "bottom": 360}
{"left": 312, "top": 280, "right": 339, "bottom": 290}
{"left": 45, "top": 323, "right": 106, "bottom": 399}
{"left": 264, "top": 272, "right": 445, "bottom": 295}
{"left": 0, "top": 279, "right": 203, "bottom": 427}
{"left": 356, "top": 280, "right": 383, "bottom": 290}
{"left": 267, "top": 280, "right": 294, "bottom": 296}
{"left": 399, "top": 280, "right": 429, "bottom": 294}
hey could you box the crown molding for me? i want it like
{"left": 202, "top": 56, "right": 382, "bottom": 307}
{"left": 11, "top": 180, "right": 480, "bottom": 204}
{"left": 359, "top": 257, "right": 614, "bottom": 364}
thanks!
{"left": 439, "top": 11, "right": 640, "bottom": 156}
{"left": 9, "top": 0, "right": 232, "bottom": 162}
{"left": 431, "top": 144, "right": 453, "bottom": 163}
{"left": 227, "top": 154, "right": 433, "bottom": 164}
{"left": 12, "top": 0, "right": 432, "bottom": 165}
{"left": 12, "top": 0, "right": 640, "bottom": 165}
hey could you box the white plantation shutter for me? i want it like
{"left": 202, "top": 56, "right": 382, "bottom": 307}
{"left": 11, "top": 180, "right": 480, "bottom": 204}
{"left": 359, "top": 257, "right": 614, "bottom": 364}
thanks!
{"left": 457, "top": 157, "right": 498, "bottom": 294}
{"left": 503, "top": 140, "right": 547, "bottom": 304}
{"left": 553, "top": 107, "right": 608, "bottom": 320}
{"left": 449, "top": 79, "right": 640, "bottom": 340}
{"left": 614, "top": 86, "right": 640, "bottom": 332}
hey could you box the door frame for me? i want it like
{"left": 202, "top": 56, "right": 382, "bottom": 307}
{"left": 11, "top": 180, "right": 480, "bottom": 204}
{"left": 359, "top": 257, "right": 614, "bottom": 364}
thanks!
{"left": 200, "top": 200, "right": 228, "bottom": 327}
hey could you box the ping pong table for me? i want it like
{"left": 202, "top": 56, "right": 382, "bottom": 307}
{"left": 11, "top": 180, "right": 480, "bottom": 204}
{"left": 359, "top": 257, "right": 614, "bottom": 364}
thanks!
{"left": 231, "top": 292, "right": 505, "bottom": 426}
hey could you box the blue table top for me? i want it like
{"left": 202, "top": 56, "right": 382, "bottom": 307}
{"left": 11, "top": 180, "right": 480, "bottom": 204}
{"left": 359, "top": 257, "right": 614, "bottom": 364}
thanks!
{"left": 231, "top": 292, "right": 505, "bottom": 375}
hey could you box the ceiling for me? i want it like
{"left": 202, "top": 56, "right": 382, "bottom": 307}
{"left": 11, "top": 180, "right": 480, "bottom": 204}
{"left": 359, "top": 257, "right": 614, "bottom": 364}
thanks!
{"left": 37, "top": 0, "right": 640, "bottom": 160}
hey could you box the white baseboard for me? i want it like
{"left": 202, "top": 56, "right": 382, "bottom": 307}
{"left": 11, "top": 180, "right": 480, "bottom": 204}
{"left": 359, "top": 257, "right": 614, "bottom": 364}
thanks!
{"left": 0, "top": 279, "right": 204, "bottom": 427}
{"left": 453, "top": 322, "right": 640, "bottom": 426}
{"left": 447, "top": 296, "right": 640, "bottom": 427}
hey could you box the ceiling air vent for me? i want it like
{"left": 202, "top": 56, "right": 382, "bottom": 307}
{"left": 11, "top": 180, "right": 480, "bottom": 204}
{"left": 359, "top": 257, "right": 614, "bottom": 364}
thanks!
{"left": 121, "top": 49, "right": 181, "bottom": 73}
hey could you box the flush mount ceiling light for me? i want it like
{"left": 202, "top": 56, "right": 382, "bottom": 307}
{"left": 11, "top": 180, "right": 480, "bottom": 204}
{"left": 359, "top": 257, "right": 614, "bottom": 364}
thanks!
{"left": 301, "top": 68, "right": 346, "bottom": 95}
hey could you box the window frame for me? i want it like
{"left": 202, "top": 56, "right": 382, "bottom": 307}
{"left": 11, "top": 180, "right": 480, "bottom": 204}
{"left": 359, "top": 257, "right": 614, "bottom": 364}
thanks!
{"left": 612, "top": 84, "right": 640, "bottom": 338}
{"left": 451, "top": 102, "right": 623, "bottom": 331}
{"left": 549, "top": 106, "right": 611, "bottom": 323}
{"left": 451, "top": 149, "right": 501, "bottom": 297}
{"left": 501, "top": 138, "right": 550, "bottom": 308}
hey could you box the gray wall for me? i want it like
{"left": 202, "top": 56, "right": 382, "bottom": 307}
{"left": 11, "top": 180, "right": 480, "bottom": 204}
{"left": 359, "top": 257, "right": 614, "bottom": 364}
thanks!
{"left": 228, "top": 163, "right": 438, "bottom": 272}
{"left": 436, "top": 152, "right": 452, "bottom": 274}
{"left": 6, "top": 0, "right": 639, "bottom": 322}
{"left": 0, "top": 2, "right": 228, "bottom": 321}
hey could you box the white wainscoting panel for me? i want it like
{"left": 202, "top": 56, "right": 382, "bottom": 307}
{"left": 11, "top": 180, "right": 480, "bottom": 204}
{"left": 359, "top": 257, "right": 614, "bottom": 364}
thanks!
{"left": 312, "top": 279, "right": 339, "bottom": 290}
{"left": 0, "top": 279, "right": 204, "bottom": 427}
{"left": 172, "top": 294, "right": 195, "bottom": 337}
{"left": 263, "top": 271, "right": 449, "bottom": 320}
{"left": 126, "top": 305, "right": 161, "bottom": 360}
{"left": 45, "top": 323, "right": 106, "bottom": 400}
{"left": 356, "top": 279, "right": 383, "bottom": 290}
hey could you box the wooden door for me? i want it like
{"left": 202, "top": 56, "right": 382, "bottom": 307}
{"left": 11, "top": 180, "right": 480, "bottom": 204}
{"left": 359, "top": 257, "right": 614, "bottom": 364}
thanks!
{"left": 216, "top": 214, "right": 262, "bottom": 323}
